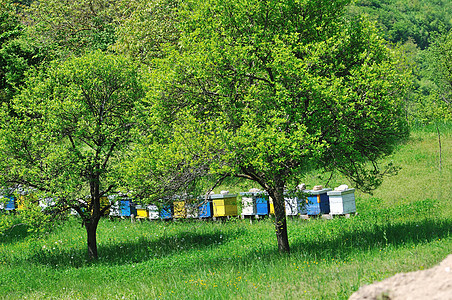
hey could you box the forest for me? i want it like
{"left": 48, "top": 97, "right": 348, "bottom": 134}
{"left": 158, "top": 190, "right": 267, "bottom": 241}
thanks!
{"left": 0, "top": 0, "right": 451, "bottom": 259}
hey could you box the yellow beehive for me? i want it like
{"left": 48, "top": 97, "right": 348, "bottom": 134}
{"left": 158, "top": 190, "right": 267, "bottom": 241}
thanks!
{"left": 269, "top": 197, "right": 275, "bottom": 215}
{"left": 136, "top": 206, "right": 149, "bottom": 218}
{"left": 18, "top": 195, "right": 25, "bottom": 210}
{"left": 173, "top": 201, "right": 187, "bottom": 218}
{"left": 211, "top": 194, "right": 238, "bottom": 217}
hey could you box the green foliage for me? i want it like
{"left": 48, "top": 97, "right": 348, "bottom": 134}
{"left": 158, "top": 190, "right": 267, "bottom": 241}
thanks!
{"left": 0, "top": 0, "right": 43, "bottom": 108}
{"left": 112, "top": 0, "right": 180, "bottom": 64}
{"left": 347, "top": 1, "right": 452, "bottom": 125}
{"left": 350, "top": 0, "right": 452, "bottom": 50}
{"left": 24, "top": 0, "right": 120, "bottom": 59}
{"left": 424, "top": 30, "right": 452, "bottom": 122}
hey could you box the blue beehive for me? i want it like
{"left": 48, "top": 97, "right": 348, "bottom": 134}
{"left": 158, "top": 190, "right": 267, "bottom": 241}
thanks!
{"left": 296, "top": 196, "right": 307, "bottom": 215}
{"left": 255, "top": 194, "right": 269, "bottom": 215}
{"left": 198, "top": 198, "right": 213, "bottom": 218}
{"left": 120, "top": 199, "right": 137, "bottom": 217}
{"left": 306, "top": 188, "right": 332, "bottom": 215}
{"left": 5, "top": 197, "right": 15, "bottom": 211}
{"left": 160, "top": 204, "right": 172, "bottom": 219}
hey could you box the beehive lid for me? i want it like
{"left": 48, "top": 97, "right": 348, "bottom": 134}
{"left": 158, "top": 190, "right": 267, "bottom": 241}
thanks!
{"left": 210, "top": 193, "right": 237, "bottom": 199}
{"left": 306, "top": 188, "right": 332, "bottom": 195}
{"left": 327, "top": 188, "right": 355, "bottom": 196}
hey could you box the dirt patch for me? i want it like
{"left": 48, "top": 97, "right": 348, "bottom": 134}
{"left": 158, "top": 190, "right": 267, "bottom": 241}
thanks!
{"left": 349, "top": 254, "right": 452, "bottom": 300}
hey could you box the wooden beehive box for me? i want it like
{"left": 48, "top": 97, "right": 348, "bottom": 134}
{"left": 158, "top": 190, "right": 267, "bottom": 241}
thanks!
{"left": 136, "top": 205, "right": 149, "bottom": 219}
{"left": 240, "top": 192, "right": 257, "bottom": 216}
{"left": 147, "top": 204, "right": 160, "bottom": 220}
{"left": 173, "top": 201, "right": 187, "bottom": 218}
{"left": 160, "top": 204, "right": 172, "bottom": 219}
{"left": 17, "top": 195, "right": 25, "bottom": 210}
{"left": 255, "top": 194, "right": 269, "bottom": 216}
{"left": 305, "top": 188, "right": 332, "bottom": 215}
{"left": 120, "top": 199, "right": 137, "bottom": 217}
{"left": 296, "top": 197, "right": 307, "bottom": 215}
{"left": 211, "top": 194, "right": 238, "bottom": 217}
{"left": 1, "top": 196, "right": 15, "bottom": 211}
{"left": 269, "top": 197, "right": 275, "bottom": 215}
{"left": 100, "top": 196, "right": 110, "bottom": 216}
{"left": 185, "top": 202, "right": 199, "bottom": 218}
{"left": 198, "top": 198, "right": 213, "bottom": 218}
{"left": 327, "top": 189, "right": 356, "bottom": 215}
{"left": 109, "top": 197, "right": 121, "bottom": 217}
{"left": 285, "top": 196, "right": 298, "bottom": 216}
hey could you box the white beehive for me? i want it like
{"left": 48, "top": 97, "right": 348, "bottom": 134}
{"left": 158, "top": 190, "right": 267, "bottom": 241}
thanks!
{"left": 109, "top": 200, "right": 121, "bottom": 217}
{"left": 327, "top": 189, "right": 356, "bottom": 215}
{"left": 240, "top": 193, "right": 257, "bottom": 216}
{"left": 284, "top": 197, "right": 298, "bottom": 216}
{"left": 186, "top": 203, "right": 199, "bottom": 218}
{"left": 147, "top": 204, "right": 160, "bottom": 220}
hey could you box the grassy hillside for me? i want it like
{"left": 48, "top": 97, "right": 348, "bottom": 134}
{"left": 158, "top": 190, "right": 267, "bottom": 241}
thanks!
{"left": 0, "top": 125, "right": 450, "bottom": 299}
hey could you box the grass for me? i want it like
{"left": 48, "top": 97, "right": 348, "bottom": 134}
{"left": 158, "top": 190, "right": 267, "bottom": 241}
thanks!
{"left": 0, "top": 124, "right": 451, "bottom": 299}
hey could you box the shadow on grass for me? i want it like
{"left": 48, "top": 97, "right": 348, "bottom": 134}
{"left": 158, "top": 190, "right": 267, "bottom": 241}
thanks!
{"left": 173, "top": 217, "right": 452, "bottom": 272}
{"left": 28, "top": 227, "right": 245, "bottom": 269}
{"left": 25, "top": 216, "right": 451, "bottom": 271}
{"left": 0, "top": 223, "right": 31, "bottom": 245}
{"left": 289, "top": 218, "right": 452, "bottom": 259}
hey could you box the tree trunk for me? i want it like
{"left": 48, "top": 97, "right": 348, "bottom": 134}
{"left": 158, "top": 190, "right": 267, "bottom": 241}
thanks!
{"left": 436, "top": 123, "right": 442, "bottom": 171}
{"left": 85, "top": 219, "right": 99, "bottom": 260}
{"left": 86, "top": 173, "right": 101, "bottom": 260}
{"left": 271, "top": 186, "right": 290, "bottom": 254}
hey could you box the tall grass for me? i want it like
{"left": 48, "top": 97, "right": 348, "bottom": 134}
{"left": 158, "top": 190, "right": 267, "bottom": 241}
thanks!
{"left": 0, "top": 125, "right": 451, "bottom": 299}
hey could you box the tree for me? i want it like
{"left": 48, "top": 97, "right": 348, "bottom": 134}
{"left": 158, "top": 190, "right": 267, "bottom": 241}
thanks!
{"left": 418, "top": 29, "right": 452, "bottom": 170}
{"left": 0, "top": 50, "right": 145, "bottom": 259}
{"left": 134, "top": 0, "right": 410, "bottom": 253}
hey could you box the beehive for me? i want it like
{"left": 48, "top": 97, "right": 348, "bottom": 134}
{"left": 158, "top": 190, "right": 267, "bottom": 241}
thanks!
{"left": 296, "top": 197, "right": 307, "bottom": 215}
{"left": 120, "top": 199, "right": 137, "bottom": 217}
{"left": 173, "top": 201, "right": 187, "bottom": 218}
{"left": 269, "top": 197, "right": 275, "bottom": 215}
{"left": 100, "top": 196, "right": 110, "bottom": 215}
{"left": 136, "top": 205, "right": 149, "bottom": 219}
{"left": 17, "top": 195, "right": 25, "bottom": 210}
{"left": 284, "top": 196, "right": 298, "bottom": 216}
{"left": 185, "top": 202, "right": 199, "bottom": 218}
{"left": 160, "top": 204, "right": 172, "bottom": 219}
{"left": 2, "top": 197, "right": 15, "bottom": 211}
{"left": 198, "top": 198, "right": 213, "bottom": 218}
{"left": 327, "top": 189, "right": 356, "bottom": 215}
{"left": 147, "top": 204, "right": 160, "bottom": 219}
{"left": 255, "top": 194, "right": 269, "bottom": 216}
{"left": 109, "top": 197, "right": 121, "bottom": 217}
{"left": 240, "top": 193, "right": 257, "bottom": 216}
{"left": 305, "top": 188, "right": 332, "bottom": 215}
{"left": 85, "top": 196, "right": 110, "bottom": 216}
{"left": 211, "top": 194, "right": 238, "bottom": 217}
{"left": 38, "top": 197, "right": 55, "bottom": 211}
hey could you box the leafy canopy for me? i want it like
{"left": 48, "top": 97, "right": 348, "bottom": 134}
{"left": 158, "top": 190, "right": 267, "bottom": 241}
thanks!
{"left": 0, "top": 50, "right": 145, "bottom": 213}
{"left": 136, "top": 0, "right": 410, "bottom": 197}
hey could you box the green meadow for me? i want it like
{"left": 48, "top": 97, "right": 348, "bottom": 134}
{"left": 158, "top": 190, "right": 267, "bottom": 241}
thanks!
{"left": 1, "top": 125, "right": 451, "bottom": 299}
